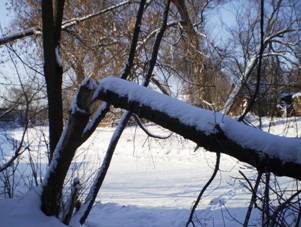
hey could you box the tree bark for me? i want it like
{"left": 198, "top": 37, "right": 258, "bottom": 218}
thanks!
{"left": 41, "top": 0, "right": 65, "bottom": 161}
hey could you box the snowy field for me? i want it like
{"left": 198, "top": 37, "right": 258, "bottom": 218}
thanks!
{"left": 0, "top": 116, "right": 300, "bottom": 227}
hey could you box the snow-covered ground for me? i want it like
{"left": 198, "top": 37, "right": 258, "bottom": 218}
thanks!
{"left": 0, "top": 116, "right": 300, "bottom": 227}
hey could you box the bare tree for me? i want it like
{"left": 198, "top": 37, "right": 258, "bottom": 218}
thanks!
{"left": 222, "top": 0, "right": 301, "bottom": 116}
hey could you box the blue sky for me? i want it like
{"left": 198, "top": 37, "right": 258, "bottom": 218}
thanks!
{"left": 0, "top": 1, "right": 13, "bottom": 30}
{"left": 205, "top": 1, "right": 240, "bottom": 46}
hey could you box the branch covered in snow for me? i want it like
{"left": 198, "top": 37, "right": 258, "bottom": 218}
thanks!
{"left": 93, "top": 77, "right": 301, "bottom": 180}
{"left": 0, "top": 0, "right": 134, "bottom": 46}
{"left": 0, "top": 27, "right": 41, "bottom": 46}
{"left": 61, "top": 0, "right": 133, "bottom": 29}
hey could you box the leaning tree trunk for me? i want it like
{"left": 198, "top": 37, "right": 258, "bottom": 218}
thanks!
{"left": 41, "top": 80, "right": 95, "bottom": 216}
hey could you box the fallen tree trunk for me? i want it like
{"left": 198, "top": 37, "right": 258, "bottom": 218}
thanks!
{"left": 92, "top": 77, "right": 301, "bottom": 180}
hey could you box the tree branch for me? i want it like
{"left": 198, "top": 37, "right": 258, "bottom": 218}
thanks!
{"left": 238, "top": 0, "right": 265, "bottom": 121}
{"left": 185, "top": 151, "right": 220, "bottom": 227}
{"left": 133, "top": 114, "right": 173, "bottom": 139}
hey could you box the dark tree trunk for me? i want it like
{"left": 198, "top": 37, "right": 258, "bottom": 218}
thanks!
{"left": 41, "top": 0, "right": 65, "bottom": 216}
{"left": 41, "top": 0, "right": 65, "bottom": 162}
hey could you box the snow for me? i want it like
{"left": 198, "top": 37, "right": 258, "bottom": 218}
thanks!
{"left": 84, "top": 111, "right": 130, "bottom": 204}
{"left": 55, "top": 46, "right": 63, "bottom": 67}
{"left": 0, "top": 188, "right": 66, "bottom": 227}
{"left": 43, "top": 121, "right": 69, "bottom": 185}
{"left": 292, "top": 92, "right": 301, "bottom": 98}
{"left": 81, "top": 77, "right": 98, "bottom": 91}
{"left": 83, "top": 102, "right": 109, "bottom": 135}
{"left": 70, "top": 77, "right": 97, "bottom": 115}
{"left": 96, "top": 77, "right": 301, "bottom": 165}
{"left": 0, "top": 132, "right": 17, "bottom": 162}
{"left": 0, "top": 120, "right": 300, "bottom": 226}
{"left": 86, "top": 203, "right": 259, "bottom": 227}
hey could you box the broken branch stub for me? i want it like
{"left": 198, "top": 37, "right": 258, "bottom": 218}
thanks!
{"left": 41, "top": 78, "right": 96, "bottom": 216}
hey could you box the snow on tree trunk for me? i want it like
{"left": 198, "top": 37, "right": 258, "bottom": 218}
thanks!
{"left": 41, "top": 78, "right": 97, "bottom": 216}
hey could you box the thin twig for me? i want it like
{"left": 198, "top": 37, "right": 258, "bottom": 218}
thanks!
{"left": 133, "top": 114, "right": 173, "bottom": 139}
{"left": 185, "top": 150, "right": 220, "bottom": 227}
{"left": 243, "top": 171, "right": 263, "bottom": 227}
